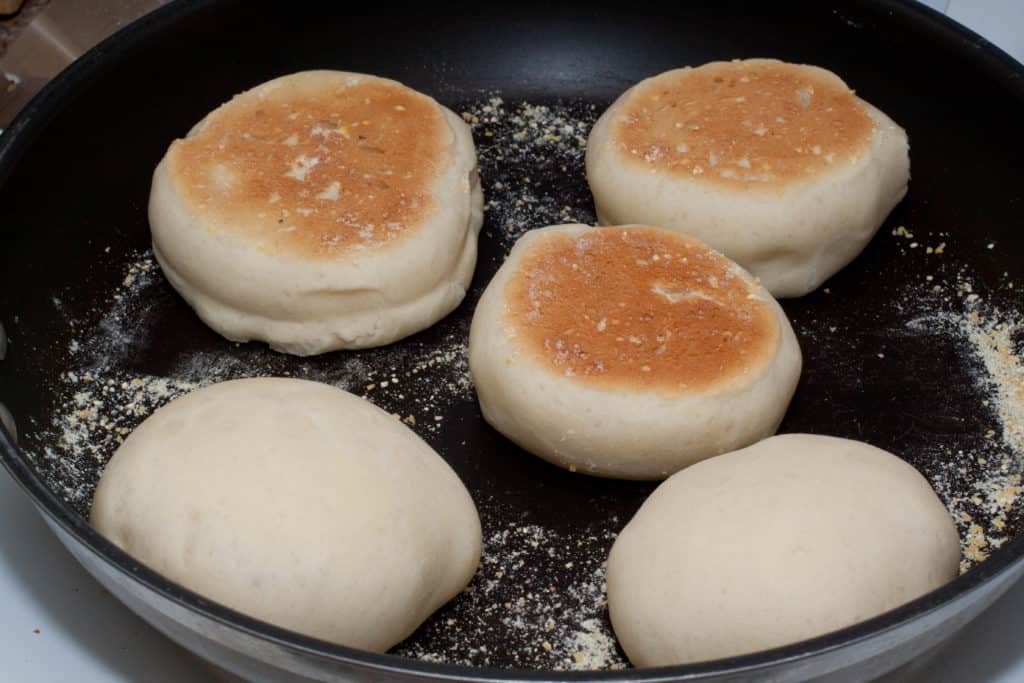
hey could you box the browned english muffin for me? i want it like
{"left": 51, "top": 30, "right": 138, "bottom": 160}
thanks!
{"left": 168, "top": 76, "right": 448, "bottom": 258}
{"left": 469, "top": 223, "right": 802, "bottom": 480}
{"left": 609, "top": 59, "right": 874, "bottom": 188}
{"left": 503, "top": 224, "right": 780, "bottom": 395}
{"left": 150, "top": 70, "right": 483, "bottom": 355}
{"left": 587, "top": 58, "right": 910, "bottom": 297}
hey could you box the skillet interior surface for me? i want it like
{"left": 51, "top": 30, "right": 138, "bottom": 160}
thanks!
{"left": 1, "top": 0, "right": 1024, "bottom": 675}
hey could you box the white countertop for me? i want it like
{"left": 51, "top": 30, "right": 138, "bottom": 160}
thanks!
{"left": 1, "top": 1, "right": 1023, "bottom": 680}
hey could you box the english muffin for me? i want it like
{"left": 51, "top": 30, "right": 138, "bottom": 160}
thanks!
{"left": 150, "top": 71, "right": 483, "bottom": 355}
{"left": 91, "top": 378, "right": 482, "bottom": 652}
{"left": 607, "top": 434, "right": 959, "bottom": 666}
{"left": 469, "top": 223, "right": 801, "bottom": 480}
{"left": 586, "top": 59, "right": 909, "bottom": 297}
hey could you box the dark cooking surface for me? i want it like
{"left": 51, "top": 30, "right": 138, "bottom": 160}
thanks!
{"left": 1, "top": 0, "right": 1023, "bottom": 674}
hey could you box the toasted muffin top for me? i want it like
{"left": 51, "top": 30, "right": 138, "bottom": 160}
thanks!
{"left": 166, "top": 71, "right": 452, "bottom": 260}
{"left": 504, "top": 225, "right": 780, "bottom": 395}
{"left": 610, "top": 59, "right": 874, "bottom": 190}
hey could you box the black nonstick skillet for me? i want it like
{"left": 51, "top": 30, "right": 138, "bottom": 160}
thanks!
{"left": 1, "top": 1, "right": 1023, "bottom": 681}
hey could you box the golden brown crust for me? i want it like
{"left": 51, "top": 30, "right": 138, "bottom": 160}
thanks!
{"left": 611, "top": 59, "right": 874, "bottom": 189}
{"left": 505, "top": 226, "right": 780, "bottom": 394}
{"left": 167, "top": 75, "right": 449, "bottom": 260}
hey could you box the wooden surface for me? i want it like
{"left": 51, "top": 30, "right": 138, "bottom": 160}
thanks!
{"left": 0, "top": 1, "right": 25, "bottom": 17}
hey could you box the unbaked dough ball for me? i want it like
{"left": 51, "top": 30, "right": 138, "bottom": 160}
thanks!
{"left": 469, "top": 224, "right": 801, "bottom": 480}
{"left": 150, "top": 71, "right": 483, "bottom": 355}
{"left": 607, "top": 434, "right": 960, "bottom": 667}
{"left": 586, "top": 58, "right": 909, "bottom": 297}
{"left": 90, "top": 378, "right": 482, "bottom": 653}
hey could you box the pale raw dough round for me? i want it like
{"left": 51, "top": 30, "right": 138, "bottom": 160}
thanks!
{"left": 90, "top": 377, "right": 482, "bottom": 653}
{"left": 150, "top": 70, "right": 483, "bottom": 355}
{"left": 586, "top": 58, "right": 910, "bottom": 297}
{"left": 607, "top": 433, "right": 960, "bottom": 667}
{"left": 469, "top": 223, "right": 801, "bottom": 480}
